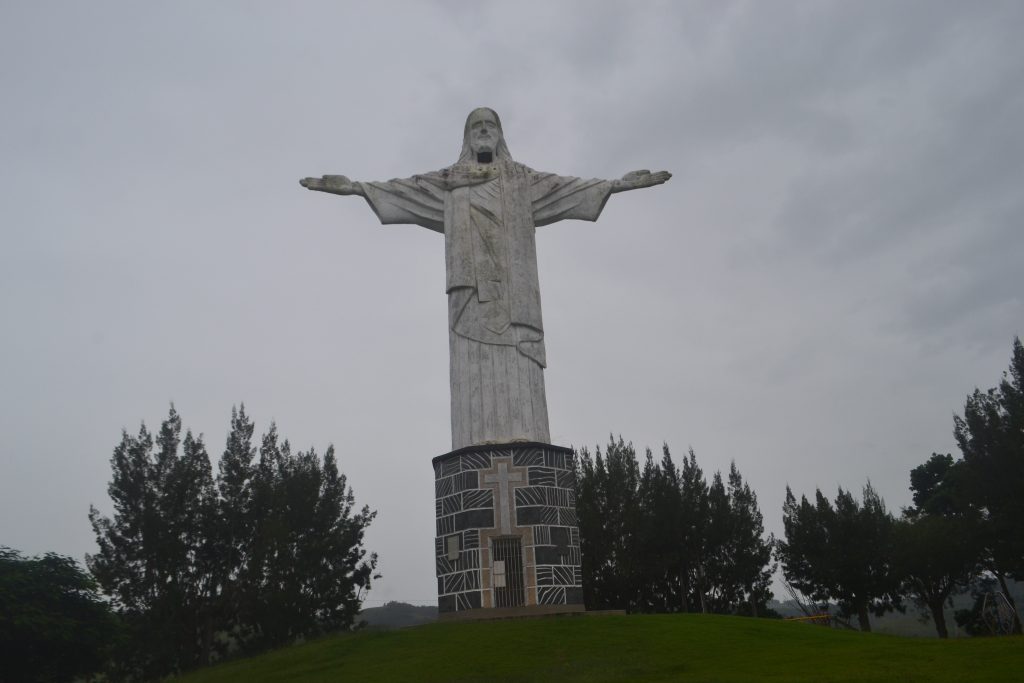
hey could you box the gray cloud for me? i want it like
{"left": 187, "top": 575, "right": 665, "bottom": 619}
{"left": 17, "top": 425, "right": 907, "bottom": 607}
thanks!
{"left": 1, "top": 1, "right": 1021, "bottom": 606}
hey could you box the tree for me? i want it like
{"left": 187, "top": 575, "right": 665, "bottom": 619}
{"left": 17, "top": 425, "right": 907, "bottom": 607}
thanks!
{"left": 89, "top": 405, "right": 378, "bottom": 677}
{"left": 88, "top": 406, "right": 218, "bottom": 677}
{"left": 778, "top": 482, "right": 901, "bottom": 631}
{"left": 577, "top": 436, "right": 641, "bottom": 610}
{"left": 213, "top": 404, "right": 257, "bottom": 645}
{"left": 952, "top": 337, "right": 1024, "bottom": 632}
{"left": 678, "top": 448, "right": 709, "bottom": 613}
{"left": 891, "top": 514, "right": 982, "bottom": 638}
{"left": 0, "top": 547, "right": 119, "bottom": 683}
{"left": 240, "top": 430, "right": 378, "bottom": 650}
{"left": 577, "top": 438, "right": 774, "bottom": 616}
{"left": 896, "top": 452, "right": 987, "bottom": 638}
{"left": 721, "top": 462, "right": 775, "bottom": 616}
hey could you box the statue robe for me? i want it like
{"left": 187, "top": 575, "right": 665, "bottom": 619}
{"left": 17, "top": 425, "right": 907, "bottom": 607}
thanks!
{"left": 361, "top": 160, "right": 612, "bottom": 450}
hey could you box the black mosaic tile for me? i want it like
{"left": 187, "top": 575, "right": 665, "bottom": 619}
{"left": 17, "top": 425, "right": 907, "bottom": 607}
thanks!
{"left": 533, "top": 525, "right": 551, "bottom": 545}
{"left": 454, "top": 508, "right": 493, "bottom": 532}
{"left": 435, "top": 476, "right": 453, "bottom": 498}
{"left": 457, "top": 590, "right": 482, "bottom": 610}
{"left": 559, "top": 507, "right": 578, "bottom": 526}
{"left": 461, "top": 451, "right": 490, "bottom": 470}
{"left": 552, "top": 565, "right": 575, "bottom": 585}
{"left": 442, "top": 494, "right": 462, "bottom": 516}
{"left": 455, "top": 470, "right": 479, "bottom": 493}
{"left": 433, "top": 461, "right": 442, "bottom": 479}
{"left": 441, "top": 458, "right": 461, "bottom": 477}
{"left": 462, "top": 489, "right": 493, "bottom": 510}
{"left": 515, "top": 486, "right": 545, "bottom": 506}
{"left": 438, "top": 594, "right": 456, "bottom": 613}
{"left": 458, "top": 548, "right": 480, "bottom": 569}
{"left": 537, "top": 586, "right": 566, "bottom": 605}
{"left": 535, "top": 566, "right": 554, "bottom": 585}
{"left": 565, "top": 587, "right": 584, "bottom": 605}
{"left": 516, "top": 505, "right": 558, "bottom": 526}
{"left": 550, "top": 526, "right": 569, "bottom": 548}
{"left": 534, "top": 545, "right": 567, "bottom": 565}
{"left": 513, "top": 449, "right": 545, "bottom": 467}
{"left": 443, "top": 570, "right": 481, "bottom": 594}
{"left": 436, "top": 514, "right": 454, "bottom": 536}
{"left": 436, "top": 555, "right": 455, "bottom": 576}
{"left": 544, "top": 451, "right": 567, "bottom": 469}
{"left": 556, "top": 469, "right": 576, "bottom": 488}
{"left": 463, "top": 529, "right": 480, "bottom": 549}
{"left": 528, "top": 467, "right": 556, "bottom": 486}
{"left": 551, "top": 487, "right": 570, "bottom": 507}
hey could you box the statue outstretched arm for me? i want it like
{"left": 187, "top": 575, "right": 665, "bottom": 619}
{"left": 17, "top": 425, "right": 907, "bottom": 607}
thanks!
{"left": 610, "top": 170, "right": 671, "bottom": 194}
{"left": 299, "top": 175, "right": 365, "bottom": 197}
{"left": 301, "top": 172, "right": 445, "bottom": 232}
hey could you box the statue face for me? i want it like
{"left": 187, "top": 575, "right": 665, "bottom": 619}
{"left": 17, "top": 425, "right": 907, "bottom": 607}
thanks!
{"left": 467, "top": 110, "right": 502, "bottom": 160}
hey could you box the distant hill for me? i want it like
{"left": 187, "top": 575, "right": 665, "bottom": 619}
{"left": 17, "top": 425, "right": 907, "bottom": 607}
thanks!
{"left": 359, "top": 601, "right": 437, "bottom": 629}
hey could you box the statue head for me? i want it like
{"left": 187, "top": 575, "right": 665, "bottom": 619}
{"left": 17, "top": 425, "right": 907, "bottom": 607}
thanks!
{"left": 459, "top": 107, "right": 511, "bottom": 164}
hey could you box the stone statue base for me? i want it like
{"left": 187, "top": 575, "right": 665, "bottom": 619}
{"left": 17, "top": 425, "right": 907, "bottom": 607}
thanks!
{"left": 432, "top": 442, "right": 583, "bottom": 616}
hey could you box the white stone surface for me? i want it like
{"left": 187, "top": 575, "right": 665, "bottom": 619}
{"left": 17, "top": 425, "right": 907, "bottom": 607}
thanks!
{"left": 301, "top": 108, "right": 670, "bottom": 450}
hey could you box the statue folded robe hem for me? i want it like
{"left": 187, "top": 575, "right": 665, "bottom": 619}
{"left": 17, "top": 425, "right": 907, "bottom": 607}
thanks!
{"left": 300, "top": 107, "right": 670, "bottom": 451}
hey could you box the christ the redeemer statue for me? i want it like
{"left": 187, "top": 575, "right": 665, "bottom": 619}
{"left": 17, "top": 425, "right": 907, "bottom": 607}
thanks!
{"left": 301, "top": 108, "right": 669, "bottom": 451}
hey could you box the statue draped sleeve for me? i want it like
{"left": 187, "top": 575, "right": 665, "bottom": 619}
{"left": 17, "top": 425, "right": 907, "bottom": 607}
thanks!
{"left": 529, "top": 172, "right": 613, "bottom": 227}
{"left": 360, "top": 174, "right": 447, "bottom": 233}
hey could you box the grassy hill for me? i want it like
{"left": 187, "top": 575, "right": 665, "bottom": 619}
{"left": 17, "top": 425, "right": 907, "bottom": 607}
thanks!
{"left": 179, "top": 613, "right": 1021, "bottom": 683}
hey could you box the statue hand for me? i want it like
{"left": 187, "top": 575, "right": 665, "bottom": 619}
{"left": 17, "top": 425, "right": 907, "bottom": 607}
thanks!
{"left": 299, "top": 174, "right": 363, "bottom": 196}
{"left": 620, "top": 169, "right": 672, "bottom": 189}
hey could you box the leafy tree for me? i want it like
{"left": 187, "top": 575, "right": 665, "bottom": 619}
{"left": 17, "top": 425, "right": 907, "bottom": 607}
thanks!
{"left": 952, "top": 337, "right": 1024, "bottom": 632}
{"left": 0, "top": 547, "right": 119, "bottom": 683}
{"left": 778, "top": 482, "right": 901, "bottom": 631}
{"left": 891, "top": 514, "right": 982, "bottom": 638}
{"left": 89, "top": 405, "right": 378, "bottom": 677}
{"left": 88, "top": 406, "right": 218, "bottom": 677}
{"left": 240, "top": 429, "right": 378, "bottom": 650}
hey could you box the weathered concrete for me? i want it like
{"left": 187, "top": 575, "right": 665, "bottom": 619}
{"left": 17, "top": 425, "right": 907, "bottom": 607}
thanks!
{"left": 301, "top": 108, "right": 670, "bottom": 451}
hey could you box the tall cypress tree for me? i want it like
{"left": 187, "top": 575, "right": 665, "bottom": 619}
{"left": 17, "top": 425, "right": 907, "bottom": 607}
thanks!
{"left": 724, "top": 462, "right": 775, "bottom": 617}
{"left": 214, "top": 405, "right": 257, "bottom": 643}
{"left": 678, "top": 448, "right": 709, "bottom": 612}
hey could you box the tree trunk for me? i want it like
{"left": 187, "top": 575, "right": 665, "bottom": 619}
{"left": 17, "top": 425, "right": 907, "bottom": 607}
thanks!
{"left": 856, "top": 602, "right": 871, "bottom": 632}
{"left": 928, "top": 597, "right": 949, "bottom": 639}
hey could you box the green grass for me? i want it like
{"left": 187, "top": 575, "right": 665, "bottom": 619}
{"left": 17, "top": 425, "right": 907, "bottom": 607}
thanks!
{"left": 179, "top": 613, "right": 1022, "bottom": 683}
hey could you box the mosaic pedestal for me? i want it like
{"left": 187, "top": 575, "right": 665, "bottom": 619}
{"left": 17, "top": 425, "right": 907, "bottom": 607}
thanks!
{"left": 432, "top": 442, "right": 583, "bottom": 617}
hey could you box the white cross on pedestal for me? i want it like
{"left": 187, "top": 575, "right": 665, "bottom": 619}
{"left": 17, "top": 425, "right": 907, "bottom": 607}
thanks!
{"left": 483, "top": 459, "right": 524, "bottom": 534}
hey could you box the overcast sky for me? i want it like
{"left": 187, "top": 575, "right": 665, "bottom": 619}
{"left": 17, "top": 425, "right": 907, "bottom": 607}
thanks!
{"left": 2, "top": 1, "right": 1022, "bottom": 606}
